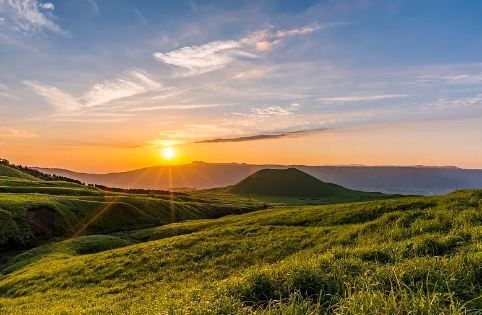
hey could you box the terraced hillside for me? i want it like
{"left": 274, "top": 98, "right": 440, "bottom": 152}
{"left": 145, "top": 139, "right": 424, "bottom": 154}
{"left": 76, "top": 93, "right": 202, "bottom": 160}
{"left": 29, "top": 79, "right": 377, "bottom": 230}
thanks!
{"left": 0, "top": 190, "right": 480, "bottom": 314}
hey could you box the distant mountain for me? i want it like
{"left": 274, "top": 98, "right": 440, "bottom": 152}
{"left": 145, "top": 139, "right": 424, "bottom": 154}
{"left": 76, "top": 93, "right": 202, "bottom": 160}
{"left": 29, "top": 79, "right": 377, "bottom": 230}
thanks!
{"left": 228, "top": 168, "right": 358, "bottom": 197}
{"left": 35, "top": 161, "right": 482, "bottom": 195}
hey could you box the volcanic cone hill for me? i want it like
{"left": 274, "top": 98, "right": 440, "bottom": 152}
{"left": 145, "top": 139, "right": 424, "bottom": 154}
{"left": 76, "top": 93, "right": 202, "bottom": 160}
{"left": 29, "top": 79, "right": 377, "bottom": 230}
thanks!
{"left": 227, "top": 168, "right": 389, "bottom": 201}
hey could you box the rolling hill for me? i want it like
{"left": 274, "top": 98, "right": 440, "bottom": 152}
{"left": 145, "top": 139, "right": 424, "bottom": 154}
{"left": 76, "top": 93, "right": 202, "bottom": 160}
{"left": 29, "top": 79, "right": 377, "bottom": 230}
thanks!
{"left": 0, "top": 189, "right": 480, "bottom": 314}
{"left": 36, "top": 162, "right": 482, "bottom": 195}
{"left": 0, "top": 166, "right": 264, "bottom": 252}
{"left": 0, "top": 160, "right": 480, "bottom": 313}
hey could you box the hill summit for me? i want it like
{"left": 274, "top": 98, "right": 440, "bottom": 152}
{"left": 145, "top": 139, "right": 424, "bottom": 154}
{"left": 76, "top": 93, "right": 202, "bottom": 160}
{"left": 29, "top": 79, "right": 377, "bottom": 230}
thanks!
{"left": 228, "top": 168, "right": 361, "bottom": 198}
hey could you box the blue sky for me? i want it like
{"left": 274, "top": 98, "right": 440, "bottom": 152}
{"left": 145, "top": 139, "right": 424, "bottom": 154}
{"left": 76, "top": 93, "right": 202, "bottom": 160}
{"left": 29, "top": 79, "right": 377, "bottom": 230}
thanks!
{"left": 0, "top": 0, "right": 481, "bottom": 171}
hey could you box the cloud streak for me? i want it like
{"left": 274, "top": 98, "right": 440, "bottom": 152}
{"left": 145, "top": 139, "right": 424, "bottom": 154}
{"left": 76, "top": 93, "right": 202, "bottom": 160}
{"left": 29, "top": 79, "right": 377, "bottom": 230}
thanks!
{"left": 24, "top": 69, "right": 162, "bottom": 113}
{"left": 415, "top": 74, "right": 482, "bottom": 85}
{"left": 0, "top": 84, "right": 18, "bottom": 100}
{"left": 153, "top": 24, "right": 326, "bottom": 75}
{"left": 0, "top": 127, "right": 35, "bottom": 138}
{"left": 154, "top": 40, "right": 257, "bottom": 75}
{"left": 195, "top": 128, "right": 326, "bottom": 143}
{"left": 0, "top": 0, "right": 67, "bottom": 35}
{"left": 319, "top": 94, "right": 407, "bottom": 103}
{"left": 87, "top": 0, "right": 99, "bottom": 15}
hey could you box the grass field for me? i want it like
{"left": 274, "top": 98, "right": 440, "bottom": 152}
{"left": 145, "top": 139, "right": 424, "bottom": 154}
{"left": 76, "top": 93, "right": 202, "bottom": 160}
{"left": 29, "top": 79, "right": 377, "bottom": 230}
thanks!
{"left": 0, "top": 189, "right": 480, "bottom": 314}
{"left": 0, "top": 165, "right": 265, "bottom": 253}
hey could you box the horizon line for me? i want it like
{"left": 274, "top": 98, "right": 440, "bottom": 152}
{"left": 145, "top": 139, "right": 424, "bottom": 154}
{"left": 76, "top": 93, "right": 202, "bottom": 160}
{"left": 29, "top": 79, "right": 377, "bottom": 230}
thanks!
{"left": 24, "top": 160, "right": 482, "bottom": 175}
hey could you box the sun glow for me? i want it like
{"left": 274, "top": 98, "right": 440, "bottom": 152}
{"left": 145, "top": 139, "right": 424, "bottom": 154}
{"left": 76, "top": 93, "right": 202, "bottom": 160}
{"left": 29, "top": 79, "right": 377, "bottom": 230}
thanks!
{"left": 161, "top": 147, "right": 176, "bottom": 160}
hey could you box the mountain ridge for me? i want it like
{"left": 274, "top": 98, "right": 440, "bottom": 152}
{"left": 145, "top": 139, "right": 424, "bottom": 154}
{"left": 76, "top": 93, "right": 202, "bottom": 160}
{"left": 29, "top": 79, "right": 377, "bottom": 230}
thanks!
{"left": 35, "top": 162, "right": 482, "bottom": 195}
{"left": 35, "top": 161, "right": 472, "bottom": 175}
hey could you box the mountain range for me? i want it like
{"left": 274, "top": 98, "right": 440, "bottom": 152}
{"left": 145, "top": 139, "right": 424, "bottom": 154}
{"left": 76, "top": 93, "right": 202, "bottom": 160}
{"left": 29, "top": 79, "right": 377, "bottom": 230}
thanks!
{"left": 35, "top": 162, "right": 482, "bottom": 195}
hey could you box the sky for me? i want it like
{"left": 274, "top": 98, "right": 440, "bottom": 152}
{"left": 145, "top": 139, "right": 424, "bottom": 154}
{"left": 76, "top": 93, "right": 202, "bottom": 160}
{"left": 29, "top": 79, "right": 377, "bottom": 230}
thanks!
{"left": 0, "top": 0, "right": 481, "bottom": 172}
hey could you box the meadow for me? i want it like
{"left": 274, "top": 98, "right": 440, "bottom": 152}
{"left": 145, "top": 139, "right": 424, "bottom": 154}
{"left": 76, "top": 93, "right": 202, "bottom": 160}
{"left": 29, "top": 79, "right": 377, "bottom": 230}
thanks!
{"left": 0, "top": 189, "right": 480, "bottom": 314}
{"left": 0, "top": 163, "right": 480, "bottom": 314}
{"left": 0, "top": 169, "right": 264, "bottom": 254}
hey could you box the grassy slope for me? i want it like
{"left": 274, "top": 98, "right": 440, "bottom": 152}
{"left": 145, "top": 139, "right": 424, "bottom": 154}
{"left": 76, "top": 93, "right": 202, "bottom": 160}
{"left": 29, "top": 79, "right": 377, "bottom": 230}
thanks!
{"left": 0, "top": 165, "right": 39, "bottom": 181}
{"left": 0, "top": 190, "right": 480, "bottom": 314}
{"left": 0, "top": 176, "right": 264, "bottom": 252}
{"left": 226, "top": 168, "right": 397, "bottom": 205}
{"left": 227, "top": 168, "right": 355, "bottom": 197}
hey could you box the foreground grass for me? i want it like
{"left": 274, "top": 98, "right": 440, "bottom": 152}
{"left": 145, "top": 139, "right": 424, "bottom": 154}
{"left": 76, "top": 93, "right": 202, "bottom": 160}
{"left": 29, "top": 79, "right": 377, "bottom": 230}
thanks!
{"left": 0, "top": 190, "right": 480, "bottom": 314}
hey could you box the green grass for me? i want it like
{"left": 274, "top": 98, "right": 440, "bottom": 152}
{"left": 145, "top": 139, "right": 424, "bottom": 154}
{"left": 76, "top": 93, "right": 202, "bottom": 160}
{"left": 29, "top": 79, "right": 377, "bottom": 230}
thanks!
{"left": 0, "top": 189, "right": 480, "bottom": 314}
{"left": 0, "top": 171, "right": 264, "bottom": 253}
{"left": 0, "top": 165, "right": 39, "bottom": 181}
{"left": 229, "top": 193, "right": 400, "bottom": 206}
{"left": 0, "top": 165, "right": 399, "bottom": 253}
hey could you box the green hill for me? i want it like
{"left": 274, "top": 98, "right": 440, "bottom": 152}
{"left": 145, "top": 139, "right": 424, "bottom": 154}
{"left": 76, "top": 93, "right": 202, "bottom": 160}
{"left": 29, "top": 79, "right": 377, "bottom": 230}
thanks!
{"left": 0, "top": 164, "right": 38, "bottom": 181}
{"left": 228, "top": 168, "right": 354, "bottom": 197}
{"left": 227, "top": 168, "right": 394, "bottom": 204}
{"left": 0, "top": 177, "right": 263, "bottom": 252}
{"left": 0, "top": 190, "right": 480, "bottom": 314}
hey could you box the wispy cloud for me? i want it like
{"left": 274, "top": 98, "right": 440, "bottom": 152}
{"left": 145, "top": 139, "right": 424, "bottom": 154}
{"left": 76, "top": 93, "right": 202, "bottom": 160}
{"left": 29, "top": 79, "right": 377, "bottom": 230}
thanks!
{"left": 87, "top": 0, "right": 99, "bottom": 15}
{"left": 319, "top": 94, "right": 407, "bottom": 103}
{"left": 81, "top": 70, "right": 161, "bottom": 107}
{"left": 233, "top": 103, "right": 301, "bottom": 118}
{"left": 134, "top": 8, "right": 147, "bottom": 25}
{"left": 275, "top": 25, "right": 322, "bottom": 37}
{"left": 0, "top": 84, "right": 18, "bottom": 100}
{"left": 156, "top": 103, "right": 317, "bottom": 145}
{"left": 243, "top": 25, "right": 323, "bottom": 52}
{"left": 0, "top": 91, "right": 17, "bottom": 100}
{"left": 431, "top": 94, "right": 482, "bottom": 110}
{"left": 159, "top": 124, "right": 236, "bottom": 140}
{"left": 415, "top": 74, "right": 482, "bottom": 85}
{"left": 24, "top": 69, "right": 162, "bottom": 113}
{"left": 234, "top": 68, "right": 272, "bottom": 80}
{"left": 154, "top": 24, "right": 330, "bottom": 75}
{"left": 195, "top": 128, "right": 326, "bottom": 143}
{"left": 125, "top": 103, "right": 228, "bottom": 112}
{"left": 24, "top": 81, "right": 79, "bottom": 111}
{"left": 0, "top": 0, "right": 67, "bottom": 35}
{"left": 154, "top": 40, "right": 257, "bottom": 75}
{"left": 0, "top": 127, "right": 36, "bottom": 138}
{"left": 242, "top": 23, "right": 343, "bottom": 52}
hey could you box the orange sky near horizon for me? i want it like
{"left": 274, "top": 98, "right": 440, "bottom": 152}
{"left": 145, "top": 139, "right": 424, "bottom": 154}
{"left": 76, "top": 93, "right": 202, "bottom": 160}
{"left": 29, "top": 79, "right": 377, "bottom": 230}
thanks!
{"left": 2, "top": 118, "right": 481, "bottom": 173}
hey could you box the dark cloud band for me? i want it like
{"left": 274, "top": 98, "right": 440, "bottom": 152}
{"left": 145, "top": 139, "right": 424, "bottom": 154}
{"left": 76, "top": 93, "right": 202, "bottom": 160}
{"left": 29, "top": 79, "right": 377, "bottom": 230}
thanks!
{"left": 195, "top": 128, "right": 326, "bottom": 143}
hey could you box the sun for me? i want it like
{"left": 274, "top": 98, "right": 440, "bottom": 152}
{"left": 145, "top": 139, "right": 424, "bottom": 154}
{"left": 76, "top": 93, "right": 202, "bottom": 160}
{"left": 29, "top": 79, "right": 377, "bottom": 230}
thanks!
{"left": 161, "top": 147, "right": 176, "bottom": 160}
